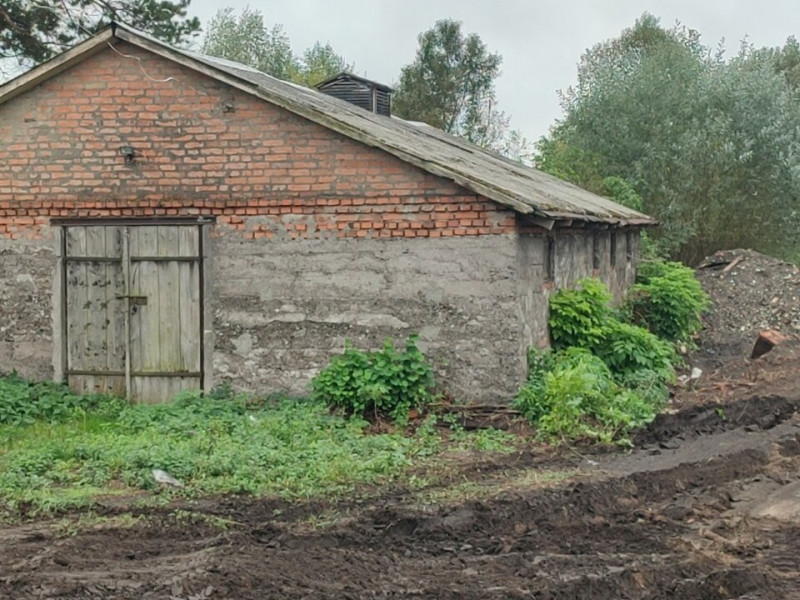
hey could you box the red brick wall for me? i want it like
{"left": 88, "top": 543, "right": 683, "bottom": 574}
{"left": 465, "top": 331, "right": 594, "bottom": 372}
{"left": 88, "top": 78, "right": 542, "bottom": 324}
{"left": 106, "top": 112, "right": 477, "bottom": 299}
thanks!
{"left": 0, "top": 42, "right": 517, "bottom": 239}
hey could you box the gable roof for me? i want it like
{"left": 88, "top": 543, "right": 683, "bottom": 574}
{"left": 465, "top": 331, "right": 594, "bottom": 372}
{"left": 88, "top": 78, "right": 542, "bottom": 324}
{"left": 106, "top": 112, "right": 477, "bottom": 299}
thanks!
{"left": 0, "top": 23, "right": 655, "bottom": 227}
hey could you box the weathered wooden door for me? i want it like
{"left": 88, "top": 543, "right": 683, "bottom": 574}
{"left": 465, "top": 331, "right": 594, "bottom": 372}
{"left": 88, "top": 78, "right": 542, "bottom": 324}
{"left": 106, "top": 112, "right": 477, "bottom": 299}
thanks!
{"left": 63, "top": 223, "right": 204, "bottom": 403}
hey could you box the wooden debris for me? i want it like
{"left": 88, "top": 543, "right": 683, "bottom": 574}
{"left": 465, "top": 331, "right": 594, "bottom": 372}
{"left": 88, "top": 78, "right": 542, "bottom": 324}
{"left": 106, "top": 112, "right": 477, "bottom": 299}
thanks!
{"left": 721, "top": 255, "right": 744, "bottom": 273}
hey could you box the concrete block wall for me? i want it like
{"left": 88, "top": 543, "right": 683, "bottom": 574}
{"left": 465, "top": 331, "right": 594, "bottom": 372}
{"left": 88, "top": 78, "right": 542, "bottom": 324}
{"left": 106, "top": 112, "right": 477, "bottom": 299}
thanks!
{"left": 0, "top": 236, "right": 57, "bottom": 379}
{"left": 212, "top": 232, "right": 526, "bottom": 402}
{"left": 516, "top": 229, "right": 641, "bottom": 359}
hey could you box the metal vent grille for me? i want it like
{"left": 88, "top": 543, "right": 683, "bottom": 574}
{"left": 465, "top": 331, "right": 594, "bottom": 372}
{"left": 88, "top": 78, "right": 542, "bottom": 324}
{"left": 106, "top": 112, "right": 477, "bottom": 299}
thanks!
{"left": 317, "top": 74, "right": 392, "bottom": 116}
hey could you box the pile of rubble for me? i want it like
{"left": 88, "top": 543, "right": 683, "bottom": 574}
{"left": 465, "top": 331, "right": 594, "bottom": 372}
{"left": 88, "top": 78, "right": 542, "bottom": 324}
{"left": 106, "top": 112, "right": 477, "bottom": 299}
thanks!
{"left": 695, "top": 249, "right": 800, "bottom": 363}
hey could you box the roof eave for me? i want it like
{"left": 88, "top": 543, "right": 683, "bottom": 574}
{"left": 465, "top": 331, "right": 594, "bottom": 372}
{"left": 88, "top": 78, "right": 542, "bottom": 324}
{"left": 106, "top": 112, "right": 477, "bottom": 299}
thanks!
{"left": 0, "top": 28, "right": 115, "bottom": 107}
{"left": 539, "top": 211, "right": 658, "bottom": 227}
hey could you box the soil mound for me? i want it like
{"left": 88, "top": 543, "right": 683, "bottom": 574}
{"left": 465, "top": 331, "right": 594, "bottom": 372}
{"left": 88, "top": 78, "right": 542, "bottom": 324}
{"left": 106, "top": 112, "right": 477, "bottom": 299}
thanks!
{"left": 695, "top": 249, "right": 800, "bottom": 363}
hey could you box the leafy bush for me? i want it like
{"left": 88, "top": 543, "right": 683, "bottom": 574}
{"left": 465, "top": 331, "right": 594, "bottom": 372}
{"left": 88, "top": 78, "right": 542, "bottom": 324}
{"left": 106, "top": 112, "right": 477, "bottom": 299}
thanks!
{"left": 514, "top": 348, "right": 661, "bottom": 444}
{"left": 594, "top": 320, "right": 675, "bottom": 382}
{"left": 548, "top": 278, "right": 677, "bottom": 382}
{"left": 311, "top": 336, "right": 435, "bottom": 421}
{"left": 548, "top": 278, "right": 611, "bottom": 349}
{"left": 627, "top": 260, "right": 710, "bottom": 343}
{"left": 0, "top": 373, "right": 123, "bottom": 426}
{"left": 520, "top": 276, "right": 687, "bottom": 444}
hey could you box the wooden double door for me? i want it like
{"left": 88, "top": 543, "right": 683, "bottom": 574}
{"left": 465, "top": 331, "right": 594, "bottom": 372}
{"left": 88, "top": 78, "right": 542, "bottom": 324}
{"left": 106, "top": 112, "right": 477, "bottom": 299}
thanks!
{"left": 62, "top": 222, "right": 205, "bottom": 403}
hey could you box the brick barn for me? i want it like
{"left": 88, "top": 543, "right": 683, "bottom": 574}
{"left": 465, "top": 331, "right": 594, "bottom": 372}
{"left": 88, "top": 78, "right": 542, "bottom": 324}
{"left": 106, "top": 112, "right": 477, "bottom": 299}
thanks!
{"left": 0, "top": 24, "right": 655, "bottom": 403}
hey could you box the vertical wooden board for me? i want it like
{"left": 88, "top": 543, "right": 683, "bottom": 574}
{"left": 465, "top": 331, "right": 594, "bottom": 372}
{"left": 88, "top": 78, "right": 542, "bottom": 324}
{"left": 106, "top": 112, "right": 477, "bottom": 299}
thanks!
{"left": 130, "top": 377, "right": 153, "bottom": 404}
{"left": 132, "top": 227, "right": 161, "bottom": 372}
{"left": 178, "top": 226, "right": 199, "bottom": 257}
{"left": 65, "top": 227, "right": 89, "bottom": 393}
{"left": 104, "top": 226, "right": 126, "bottom": 375}
{"left": 65, "top": 261, "right": 86, "bottom": 372}
{"left": 129, "top": 258, "right": 142, "bottom": 374}
{"left": 83, "top": 227, "right": 107, "bottom": 385}
{"left": 157, "top": 226, "right": 182, "bottom": 371}
{"left": 179, "top": 226, "right": 201, "bottom": 372}
{"left": 66, "top": 226, "right": 87, "bottom": 257}
{"left": 176, "top": 377, "right": 201, "bottom": 395}
{"left": 135, "top": 226, "right": 160, "bottom": 257}
{"left": 103, "top": 375, "right": 126, "bottom": 397}
{"left": 131, "top": 376, "right": 182, "bottom": 404}
{"left": 178, "top": 261, "right": 201, "bottom": 372}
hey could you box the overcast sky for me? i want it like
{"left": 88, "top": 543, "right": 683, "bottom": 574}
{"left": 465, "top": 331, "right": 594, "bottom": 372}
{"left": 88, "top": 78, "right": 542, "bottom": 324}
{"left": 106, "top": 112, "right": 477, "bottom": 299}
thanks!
{"left": 188, "top": 0, "right": 798, "bottom": 141}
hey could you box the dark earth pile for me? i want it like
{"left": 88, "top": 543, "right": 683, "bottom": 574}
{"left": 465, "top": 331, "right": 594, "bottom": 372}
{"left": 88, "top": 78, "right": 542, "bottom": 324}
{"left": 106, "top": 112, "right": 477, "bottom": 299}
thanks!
{"left": 695, "top": 249, "right": 800, "bottom": 363}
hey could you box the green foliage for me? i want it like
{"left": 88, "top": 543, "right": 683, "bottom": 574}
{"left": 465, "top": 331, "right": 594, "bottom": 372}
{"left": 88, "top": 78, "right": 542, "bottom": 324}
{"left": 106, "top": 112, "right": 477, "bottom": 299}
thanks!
{"left": 311, "top": 336, "right": 435, "bottom": 422}
{"left": 537, "top": 13, "right": 800, "bottom": 263}
{"left": 0, "top": 380, "right": 436, "bottom": 517}
{"left": 534, "top": 138, "right": 607, "bottom": 193}
{"left": 601, "top": 176, "right": 643, "bottom": 211}
{"left": 0, "top": 374, "right": 123, "bottom": 426}
{"left": 547, "top": 278, "right": 612, "bottom": 349}
{"left": 392, "top": 19, "right": 530, "bottom": 158}
{"left": 201, "top": 7, "right": 297, "bottom": 80}
{"left": 628, "top": 260, "right": 710, "bottom": 343}
{"left": 514, "top": 348, "right": 661, "bottom": 443}
{"left": 393, "top": 19, "right": 500, "bottom": 140}
{"left": 593, "top": 320, "right": 675, "bottom": 382}
{"left": 298, "top": 41, "right": 351, "bottom": 86}
{"left": 521, "top": 275, "right": 691, "bottom": 444}
{"left": 200, "top": 7, "right": 352, "bottom": 86}
{"left": 549, "top": 278, "right": 677, "bottom": 381}
{"left": 1, "top": 0, "right": 199, "bottom": 69}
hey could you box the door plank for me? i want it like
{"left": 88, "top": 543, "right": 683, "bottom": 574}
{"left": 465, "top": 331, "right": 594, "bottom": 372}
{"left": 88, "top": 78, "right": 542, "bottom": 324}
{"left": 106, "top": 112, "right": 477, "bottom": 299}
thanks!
{"left": 132, "top": 227, "right": 161, "bottom": 375}
{"left": 104, "top": 226, "right": 126, "bottom": 396}
{"left": 84, "top": 226, "right": 107, "bottom": 394}
{"left": 65, "top": 227, "right": 90, "bottom": 394}
{"left": 157, "top": 226, "right": 182, "bottom": 378}
{"left": 178, "top": 227, "right": 201, "bottom": 374}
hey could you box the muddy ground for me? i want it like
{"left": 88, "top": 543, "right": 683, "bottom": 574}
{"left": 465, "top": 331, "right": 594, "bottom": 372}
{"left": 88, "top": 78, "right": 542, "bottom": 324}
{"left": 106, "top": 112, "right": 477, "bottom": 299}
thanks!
{"left": 1, "top": 340, "right": 799, "bottom": 599}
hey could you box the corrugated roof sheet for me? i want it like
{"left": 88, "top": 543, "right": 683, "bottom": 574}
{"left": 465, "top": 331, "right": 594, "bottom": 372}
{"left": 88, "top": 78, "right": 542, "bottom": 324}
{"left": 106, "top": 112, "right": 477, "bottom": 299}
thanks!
{"left": 0, "top": 23, "right": 655, "bottom": 226}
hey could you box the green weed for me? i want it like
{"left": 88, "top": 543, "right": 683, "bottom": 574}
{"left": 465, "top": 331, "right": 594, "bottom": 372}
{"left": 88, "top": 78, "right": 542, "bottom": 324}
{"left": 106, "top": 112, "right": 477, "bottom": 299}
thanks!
{"left": 311, "top": 335, "right": 435, "bottom": 422}
{"left": 627, "top": 260, "right": 710, "bottom": 344}
{"left": 0, "top": 384, "right": 439, "bottom": 518}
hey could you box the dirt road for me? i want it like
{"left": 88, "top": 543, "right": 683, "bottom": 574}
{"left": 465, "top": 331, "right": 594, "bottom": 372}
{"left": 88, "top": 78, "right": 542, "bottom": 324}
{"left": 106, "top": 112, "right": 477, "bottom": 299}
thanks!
{"left": 2, "top": 346, "right": 799, "bottom": 599}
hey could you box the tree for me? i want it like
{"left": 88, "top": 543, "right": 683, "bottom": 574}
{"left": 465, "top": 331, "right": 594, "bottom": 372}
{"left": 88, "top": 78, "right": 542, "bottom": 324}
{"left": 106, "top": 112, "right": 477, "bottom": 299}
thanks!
{"left": 537, "top": 14, "right": 800, "bottom": 263}
{"left": 392, "top": 19, "right": 520, "bottom": 152}
{"left": 201, "top": 7, "right": 297, "bottom": 81}
{"left": 0, "top": 0, "right": 199, "bottom": 70}
{"left": 297, "top": 41, "right": 352, "bottom": 87}
{"left": 757, "top": 35, "right": 800, "bottom": 90}
{"left": 200, "top": 7, "right": 351, "bottom": 87}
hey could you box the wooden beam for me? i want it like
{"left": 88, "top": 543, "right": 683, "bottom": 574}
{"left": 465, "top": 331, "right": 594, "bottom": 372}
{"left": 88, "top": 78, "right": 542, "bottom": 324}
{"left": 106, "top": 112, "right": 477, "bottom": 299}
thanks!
{"left": 527, "top": 217, "right": 556, "bottom": 231}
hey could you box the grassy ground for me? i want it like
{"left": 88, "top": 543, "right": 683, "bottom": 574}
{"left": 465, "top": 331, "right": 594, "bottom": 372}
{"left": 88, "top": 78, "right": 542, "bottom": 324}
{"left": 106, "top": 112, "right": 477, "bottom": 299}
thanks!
{"left": 0, "top": 376, "right": 517, "bottom": 519}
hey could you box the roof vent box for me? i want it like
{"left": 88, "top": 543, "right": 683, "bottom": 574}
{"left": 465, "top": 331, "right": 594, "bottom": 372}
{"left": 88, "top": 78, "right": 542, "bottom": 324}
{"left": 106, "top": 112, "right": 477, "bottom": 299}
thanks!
{"left": 315, "top": 72, "right": 393, "bottom": 116}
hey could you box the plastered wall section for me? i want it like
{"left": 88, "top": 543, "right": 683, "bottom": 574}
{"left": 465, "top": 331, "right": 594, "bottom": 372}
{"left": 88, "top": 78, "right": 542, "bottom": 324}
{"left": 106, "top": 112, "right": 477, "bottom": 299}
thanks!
{"left": 0, "top": 234, "right": 57, "bottom": 380}
{"left": 211, "top": 232, "right": 526, "bottom": 402}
